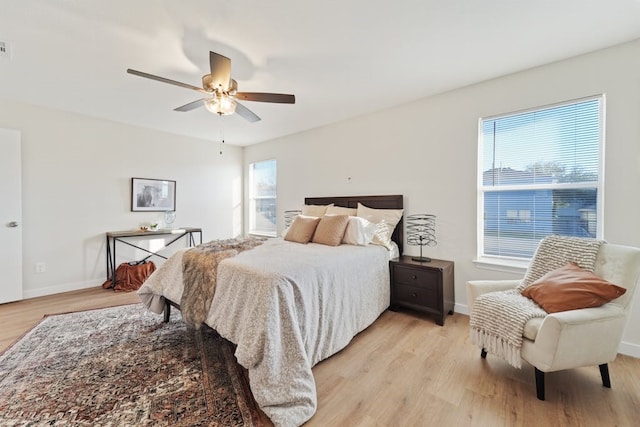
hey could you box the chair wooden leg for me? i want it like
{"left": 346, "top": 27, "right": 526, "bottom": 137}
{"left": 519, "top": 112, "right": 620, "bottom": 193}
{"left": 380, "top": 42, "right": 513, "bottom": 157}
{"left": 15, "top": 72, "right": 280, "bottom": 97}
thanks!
{"left": 534, "top": 368, "right": 545, "bottom": 400}
{"left": 599, "top": 363, "right": 611, "bottom": 388}
{"left": 481, "top": 348, "right": 487, "bottom": 358}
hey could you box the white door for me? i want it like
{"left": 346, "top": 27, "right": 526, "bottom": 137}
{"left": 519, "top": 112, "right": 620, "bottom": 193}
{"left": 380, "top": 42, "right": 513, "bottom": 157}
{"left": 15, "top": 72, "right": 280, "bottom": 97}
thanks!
{"left": 0, "top": 128, "right": 22, "bottom": 303}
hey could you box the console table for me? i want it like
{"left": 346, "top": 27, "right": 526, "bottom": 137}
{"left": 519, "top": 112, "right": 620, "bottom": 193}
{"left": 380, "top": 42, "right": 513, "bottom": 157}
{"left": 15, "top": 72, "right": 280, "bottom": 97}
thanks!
{"left": 105, "top": 227, "right": 202, "bottom": 287}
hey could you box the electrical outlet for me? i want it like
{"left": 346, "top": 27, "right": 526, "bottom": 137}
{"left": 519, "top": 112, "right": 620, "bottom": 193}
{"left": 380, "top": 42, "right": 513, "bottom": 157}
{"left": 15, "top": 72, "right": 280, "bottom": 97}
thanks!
{"left": 35, "top": 262, "right": 46, "bottom": 273}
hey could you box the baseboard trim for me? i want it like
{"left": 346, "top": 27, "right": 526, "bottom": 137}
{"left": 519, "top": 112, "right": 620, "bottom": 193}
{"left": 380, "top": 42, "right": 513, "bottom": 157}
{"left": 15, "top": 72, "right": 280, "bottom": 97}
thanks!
{"left": 23, "top": 279, "right": 100, "bottom": 299}
{"left": 454, "top": 303, "right": 469, "bottom": 316}
{"left": 618, "top": 341, "right": 640, "bottom": 358}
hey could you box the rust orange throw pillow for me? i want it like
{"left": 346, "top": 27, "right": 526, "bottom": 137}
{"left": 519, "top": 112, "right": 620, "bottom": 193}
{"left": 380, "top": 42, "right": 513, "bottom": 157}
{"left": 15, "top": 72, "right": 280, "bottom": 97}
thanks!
{"left": 521, "top": 262, "right": 626, "bottom": 313}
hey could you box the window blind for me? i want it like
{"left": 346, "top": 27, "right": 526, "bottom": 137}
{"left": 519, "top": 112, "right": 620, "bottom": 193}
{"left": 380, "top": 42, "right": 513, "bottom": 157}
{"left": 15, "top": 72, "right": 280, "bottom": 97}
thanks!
{"left": 479, "top": 97, "right": 602, "bottom": 259}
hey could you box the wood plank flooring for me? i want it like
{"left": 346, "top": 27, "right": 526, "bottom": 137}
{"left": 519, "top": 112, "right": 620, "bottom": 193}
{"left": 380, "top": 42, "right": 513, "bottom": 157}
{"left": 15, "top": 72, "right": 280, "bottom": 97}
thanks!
{"left": 2, "top": 287, "right": 639, "bottom": 426}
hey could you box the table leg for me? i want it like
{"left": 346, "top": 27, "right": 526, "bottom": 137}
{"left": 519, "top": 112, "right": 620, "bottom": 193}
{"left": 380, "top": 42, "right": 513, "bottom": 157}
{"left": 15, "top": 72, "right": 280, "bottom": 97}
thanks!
{"left": 112, "top": 237, "right": 117, "bottom": 288}
{"left": 105, "top": 235, "right": 111, "bottom": 282}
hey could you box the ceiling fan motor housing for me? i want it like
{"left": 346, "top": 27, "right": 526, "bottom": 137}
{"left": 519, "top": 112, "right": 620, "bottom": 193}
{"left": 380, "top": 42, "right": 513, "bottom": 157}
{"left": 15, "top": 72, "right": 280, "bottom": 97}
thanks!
{"left": 202, "top": 74, "right": 230, "bottom": 93}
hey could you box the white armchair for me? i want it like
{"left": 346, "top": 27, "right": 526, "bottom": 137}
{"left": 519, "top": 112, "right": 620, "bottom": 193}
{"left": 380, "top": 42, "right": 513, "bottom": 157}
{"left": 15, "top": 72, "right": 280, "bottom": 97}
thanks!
{"left": 467, "top": 243, "right": 640, "bottom": 400}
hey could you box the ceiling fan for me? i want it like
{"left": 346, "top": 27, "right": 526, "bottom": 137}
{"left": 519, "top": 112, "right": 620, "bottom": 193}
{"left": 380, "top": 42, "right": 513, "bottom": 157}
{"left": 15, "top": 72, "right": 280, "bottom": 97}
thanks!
{"left": 127, "top": 51, "right": 295, "bottom": 123}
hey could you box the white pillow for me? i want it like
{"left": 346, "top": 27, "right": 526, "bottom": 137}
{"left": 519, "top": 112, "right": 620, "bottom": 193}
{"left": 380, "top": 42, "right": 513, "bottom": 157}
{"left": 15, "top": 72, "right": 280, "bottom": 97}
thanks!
{"left": 342, "top": 216, "right": 377, "bottom": 246}
{"left": 356, "top": 203, "right": 403, "bottom": 249}
{"left": 301, "top": 203, "right": 333, "bottom": 217}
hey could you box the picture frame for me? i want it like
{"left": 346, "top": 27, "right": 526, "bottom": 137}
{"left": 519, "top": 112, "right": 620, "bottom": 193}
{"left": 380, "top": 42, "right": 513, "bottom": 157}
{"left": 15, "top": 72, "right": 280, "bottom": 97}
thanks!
{"left": 131, "top": 178, "right": 176, "bottom": 212}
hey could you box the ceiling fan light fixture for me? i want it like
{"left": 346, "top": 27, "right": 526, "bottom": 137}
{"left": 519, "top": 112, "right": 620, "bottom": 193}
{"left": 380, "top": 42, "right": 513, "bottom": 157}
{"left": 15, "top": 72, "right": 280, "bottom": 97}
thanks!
{"left": 127, "top": 51, "right": 294, "bottom": 122}
{"left": 204, "top": 97, "right": 236, "bottom": 116}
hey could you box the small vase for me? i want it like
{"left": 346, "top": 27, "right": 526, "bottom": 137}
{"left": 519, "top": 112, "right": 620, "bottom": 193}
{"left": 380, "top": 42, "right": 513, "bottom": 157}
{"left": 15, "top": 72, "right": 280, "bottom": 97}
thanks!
{"left": 164, "top": 211, "right": 176, "bottom": 229}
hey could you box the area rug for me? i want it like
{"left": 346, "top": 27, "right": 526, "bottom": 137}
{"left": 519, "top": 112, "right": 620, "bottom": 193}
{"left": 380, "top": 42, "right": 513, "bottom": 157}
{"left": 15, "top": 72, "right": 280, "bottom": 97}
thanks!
{"left": 0, "top": 304, "right": 263, "bottom": 426}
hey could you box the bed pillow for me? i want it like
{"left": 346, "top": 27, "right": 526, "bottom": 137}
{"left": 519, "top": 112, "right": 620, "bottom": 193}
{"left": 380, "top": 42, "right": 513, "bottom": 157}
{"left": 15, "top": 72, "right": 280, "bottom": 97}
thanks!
{"left": 284, "top": 215, "right": 321, "bottom": 244}
{"left": 281, "top": 217, "right": 299, "bottom": 237}
{"left": 356, "top": 203, "right": 403, "bottom": 249}
{"left": 326, "top": 205, "right": 358, "bottom": 216}
{"left": 301, "top": 203, "right": 333, "bottom": 217}
{"left": 521, "top": 262, "right": 626, "bottom": 313}
{"left": 342, "top": 216, "right": 377, "bottom": 246}
{"left": 312, "top": 215, "right": 350, "bottom": 246}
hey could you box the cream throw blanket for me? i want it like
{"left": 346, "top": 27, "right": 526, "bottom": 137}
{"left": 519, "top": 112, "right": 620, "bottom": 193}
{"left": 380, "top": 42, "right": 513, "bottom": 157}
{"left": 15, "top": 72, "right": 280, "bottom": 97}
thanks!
{"left": 470, "top": 236, "right": 605, "bottom": 368}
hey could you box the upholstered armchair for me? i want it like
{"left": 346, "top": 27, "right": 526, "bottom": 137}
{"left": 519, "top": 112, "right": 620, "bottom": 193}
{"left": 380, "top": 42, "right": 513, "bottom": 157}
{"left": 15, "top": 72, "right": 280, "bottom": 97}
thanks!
{"left": 467, "top": 242, "right": 640, "bottom": 400}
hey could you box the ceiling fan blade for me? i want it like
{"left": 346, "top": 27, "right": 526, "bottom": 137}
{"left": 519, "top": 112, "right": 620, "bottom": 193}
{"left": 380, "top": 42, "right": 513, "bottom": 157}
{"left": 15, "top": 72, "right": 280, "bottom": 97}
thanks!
{"left": 174, "top": 98, "right": 206, "bottom": 112}
{"left": 234, "top": 101, "right": 261, "bottom": 122}
{"left": 236, "top": 92, "right": 295, "bottom": 104}
{"left": 127, "top": 69, "right": 208, "bottom": 94}
{"left": 209, "top": 52, "right": 232, "bottom": 91}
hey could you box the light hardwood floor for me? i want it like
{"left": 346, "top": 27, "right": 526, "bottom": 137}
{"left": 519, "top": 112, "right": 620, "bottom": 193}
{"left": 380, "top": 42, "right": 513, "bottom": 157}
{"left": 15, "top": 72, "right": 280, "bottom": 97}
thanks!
{"left": 2, "top": 287, "right": 639, "bottom": 426}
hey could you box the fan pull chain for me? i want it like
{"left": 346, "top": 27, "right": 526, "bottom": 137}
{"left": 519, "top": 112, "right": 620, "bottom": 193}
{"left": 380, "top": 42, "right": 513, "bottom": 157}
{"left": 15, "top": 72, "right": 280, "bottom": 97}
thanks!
{"left": 219, "top": 113, "right": 225, "bottom": 155}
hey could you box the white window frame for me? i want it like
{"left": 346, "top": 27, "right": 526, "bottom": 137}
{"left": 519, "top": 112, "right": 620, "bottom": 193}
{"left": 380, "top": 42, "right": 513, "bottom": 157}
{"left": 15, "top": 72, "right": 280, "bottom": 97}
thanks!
{"left": 476, "top": 95, "right": 605, "bottom": 270}
{"left": 248, "top": 159, "right": 277, "bottom": 237}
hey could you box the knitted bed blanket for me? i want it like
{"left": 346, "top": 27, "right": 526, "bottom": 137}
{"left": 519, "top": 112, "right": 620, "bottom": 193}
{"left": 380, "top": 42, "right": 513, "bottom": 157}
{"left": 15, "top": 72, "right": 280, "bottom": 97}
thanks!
{"left": 469, "top": 235, "right": 604, "bottom": 368}
{"left": 181, "top": 236, "right": 266, "bottom": 328}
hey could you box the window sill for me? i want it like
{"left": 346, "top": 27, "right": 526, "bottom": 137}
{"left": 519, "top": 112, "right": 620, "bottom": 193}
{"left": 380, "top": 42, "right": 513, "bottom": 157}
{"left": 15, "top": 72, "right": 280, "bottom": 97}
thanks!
{"left": 248, "top": 232, "right": 276, "bottom": 238}
{"left": 473, "top": 257, "right": 529, "bottom": 275}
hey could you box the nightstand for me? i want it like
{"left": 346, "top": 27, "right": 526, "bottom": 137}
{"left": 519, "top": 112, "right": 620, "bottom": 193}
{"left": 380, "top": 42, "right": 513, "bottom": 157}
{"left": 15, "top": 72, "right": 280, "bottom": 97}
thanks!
{"left": 389, "top": 256, "right": 455, "bottom": 326}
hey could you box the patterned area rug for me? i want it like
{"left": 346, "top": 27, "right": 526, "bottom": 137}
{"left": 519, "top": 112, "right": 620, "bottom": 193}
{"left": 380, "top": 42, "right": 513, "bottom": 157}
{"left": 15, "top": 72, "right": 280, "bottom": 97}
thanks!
{"left": 0, "top": 304, "right": 263, "bottom": 426}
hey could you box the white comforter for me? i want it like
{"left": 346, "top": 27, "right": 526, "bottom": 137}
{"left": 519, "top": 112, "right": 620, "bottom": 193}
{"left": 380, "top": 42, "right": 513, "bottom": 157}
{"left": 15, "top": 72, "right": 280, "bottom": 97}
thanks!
{"left": 138, "top": 238, "right": 391, "bottom": 426}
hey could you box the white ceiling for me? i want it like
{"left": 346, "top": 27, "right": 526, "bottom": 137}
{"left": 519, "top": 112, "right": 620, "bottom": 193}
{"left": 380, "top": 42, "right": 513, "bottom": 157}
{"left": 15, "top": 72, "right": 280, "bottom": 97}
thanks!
{"left": 1, "top": 1, "right": 640, "bottom": 146}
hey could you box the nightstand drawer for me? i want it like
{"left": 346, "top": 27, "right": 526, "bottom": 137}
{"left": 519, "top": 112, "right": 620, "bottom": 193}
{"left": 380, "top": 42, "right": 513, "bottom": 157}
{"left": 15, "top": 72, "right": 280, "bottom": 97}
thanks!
{"left": 393, "top": 283, "right": 437, "bottom": 309}
{"left": 393, "top": 265, "right": 438, "bottom": 287}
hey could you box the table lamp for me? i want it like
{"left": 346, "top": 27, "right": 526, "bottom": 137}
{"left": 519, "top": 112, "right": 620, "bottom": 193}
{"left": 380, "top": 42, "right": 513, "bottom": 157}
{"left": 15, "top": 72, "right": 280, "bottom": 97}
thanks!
{"left": 406, "top": 214, "right": 436, "bottom": 262}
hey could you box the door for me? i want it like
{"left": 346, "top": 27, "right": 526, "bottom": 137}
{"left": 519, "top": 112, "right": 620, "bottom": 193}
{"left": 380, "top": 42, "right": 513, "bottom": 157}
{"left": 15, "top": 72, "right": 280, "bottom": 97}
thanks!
{"left": 0, "top": 128, "right": 22, "bottom": 303}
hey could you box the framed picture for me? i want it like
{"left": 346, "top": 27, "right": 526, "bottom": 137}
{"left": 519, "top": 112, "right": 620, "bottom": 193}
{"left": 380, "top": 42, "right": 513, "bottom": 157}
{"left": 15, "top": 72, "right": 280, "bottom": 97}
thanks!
{"left": 131, "top": 178, "right": 176, "bottom": 212}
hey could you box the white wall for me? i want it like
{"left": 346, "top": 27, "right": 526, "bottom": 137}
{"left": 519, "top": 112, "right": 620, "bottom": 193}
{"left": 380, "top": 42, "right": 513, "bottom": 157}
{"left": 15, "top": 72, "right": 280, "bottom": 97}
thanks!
{"left": 0, "top": 100, "right": 243, "bottom": 298}
{"left": 244, "top": 39, "right": 640, "bottom": 356}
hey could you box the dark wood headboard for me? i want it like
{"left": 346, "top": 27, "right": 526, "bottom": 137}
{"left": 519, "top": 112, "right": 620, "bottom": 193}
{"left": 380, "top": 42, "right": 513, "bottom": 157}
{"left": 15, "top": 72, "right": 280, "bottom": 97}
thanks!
{"left": 304, "top": 194, "right": 404, "bottom": 254}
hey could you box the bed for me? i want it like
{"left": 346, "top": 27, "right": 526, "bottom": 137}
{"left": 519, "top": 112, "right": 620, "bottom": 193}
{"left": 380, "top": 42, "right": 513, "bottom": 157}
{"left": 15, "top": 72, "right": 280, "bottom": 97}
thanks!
{"left": 137, "top": 195, "right": 403, "bottom": 426}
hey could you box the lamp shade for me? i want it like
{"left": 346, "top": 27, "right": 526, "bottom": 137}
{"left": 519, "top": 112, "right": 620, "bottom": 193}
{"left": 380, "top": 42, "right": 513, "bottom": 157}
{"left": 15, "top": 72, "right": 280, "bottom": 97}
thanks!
{"left": 406, "top": 214, "right": 436, "bottom": 262}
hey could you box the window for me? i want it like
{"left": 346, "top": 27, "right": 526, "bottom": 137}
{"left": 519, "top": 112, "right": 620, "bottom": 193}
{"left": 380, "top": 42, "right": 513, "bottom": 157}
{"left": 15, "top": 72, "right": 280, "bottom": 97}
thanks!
{"left": 249, "top": 159, "right": 277, "bottom": 237}
{"left": 478, "top": 96, "right": 603, "bottom": 261}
